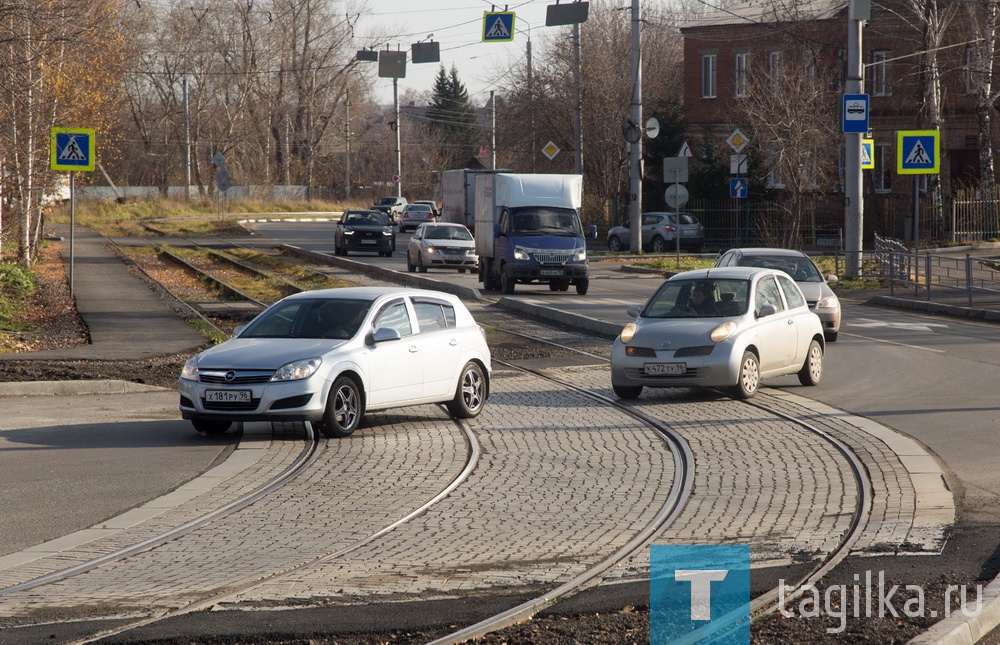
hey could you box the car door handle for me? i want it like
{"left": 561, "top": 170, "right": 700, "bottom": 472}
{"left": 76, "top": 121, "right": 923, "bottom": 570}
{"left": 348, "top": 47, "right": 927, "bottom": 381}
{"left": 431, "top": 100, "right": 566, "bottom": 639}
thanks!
{"left": 450, "top": 339, "right": 459, "bottom": 346}
{"left": 409, "top": 345, "right": 420, "bottom": 353}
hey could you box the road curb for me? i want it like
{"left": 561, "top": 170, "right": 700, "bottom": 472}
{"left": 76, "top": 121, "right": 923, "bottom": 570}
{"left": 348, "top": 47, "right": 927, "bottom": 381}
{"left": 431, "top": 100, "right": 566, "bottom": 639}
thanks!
{"left": 0, "top": 380, "right": 167, "bottom": 398}
{"left": 907, "top": 576, "right": 1000, "bottom": 644}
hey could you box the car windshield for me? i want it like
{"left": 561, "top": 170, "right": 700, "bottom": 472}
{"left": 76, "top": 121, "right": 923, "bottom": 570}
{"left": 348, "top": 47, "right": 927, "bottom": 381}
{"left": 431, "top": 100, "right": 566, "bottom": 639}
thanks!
{"left": 425, "top": 226, "right": 472, "bottom": 241}
{"left": 642, "top": 279, "right": 750, "bottom": 318}
{"left": 740, "top": 255, "right": 822, "bottom": 282}
{"left": 510, "top": 207, "right": 582, "bottom": 236}
{"left": 345, "top": 212, "right": 384, "bottom": 226}
{"left": 241, "top": 298, "right": 372, "bottom": 340}
{"left": 375, "top": 197, "right": 397, "bottom": 205}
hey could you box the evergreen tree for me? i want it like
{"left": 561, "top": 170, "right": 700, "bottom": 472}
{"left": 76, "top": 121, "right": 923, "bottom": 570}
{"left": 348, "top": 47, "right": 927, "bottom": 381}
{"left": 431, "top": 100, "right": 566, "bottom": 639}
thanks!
{"left": 427, "top": 65, "right": 481, "bottom": 167}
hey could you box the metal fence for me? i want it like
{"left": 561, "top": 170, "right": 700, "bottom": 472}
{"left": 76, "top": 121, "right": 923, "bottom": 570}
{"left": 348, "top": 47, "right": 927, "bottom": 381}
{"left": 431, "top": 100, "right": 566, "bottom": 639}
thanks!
{"left": 827, "top": 233, "right": 1000, "bottom": 309}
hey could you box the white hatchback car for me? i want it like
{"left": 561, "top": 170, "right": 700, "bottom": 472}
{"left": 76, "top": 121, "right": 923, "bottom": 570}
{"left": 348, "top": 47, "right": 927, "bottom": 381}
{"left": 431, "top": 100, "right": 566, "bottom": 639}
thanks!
{"left": 179, "top": 287, "right": 491, "bottom": 438}
{"left": 611, "top": 267, "right": 824, "bottom": 400}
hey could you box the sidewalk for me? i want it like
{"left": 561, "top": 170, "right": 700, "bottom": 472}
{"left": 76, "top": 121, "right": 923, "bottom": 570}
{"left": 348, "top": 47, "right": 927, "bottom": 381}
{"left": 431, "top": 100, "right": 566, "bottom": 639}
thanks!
{"left": 0, "top": 225, "right": 207, "bottom": 361}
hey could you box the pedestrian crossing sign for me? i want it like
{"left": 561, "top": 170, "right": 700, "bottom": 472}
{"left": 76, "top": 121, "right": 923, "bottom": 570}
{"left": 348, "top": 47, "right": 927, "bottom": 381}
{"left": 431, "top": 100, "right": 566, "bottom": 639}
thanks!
{"left": 897, "top": 129, "right": 939, "bottom": 175}
{"left": 861, "top": 138, "right": 875, "bottom": 170}
{"left": 483, "top": 12, "right": 515, "bottom": 42}
{"left": 50, "top": 128, "right": 95, "bottom": 172}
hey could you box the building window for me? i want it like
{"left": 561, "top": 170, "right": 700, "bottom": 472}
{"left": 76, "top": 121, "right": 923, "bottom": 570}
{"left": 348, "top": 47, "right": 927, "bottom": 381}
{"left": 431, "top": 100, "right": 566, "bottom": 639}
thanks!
{"left": 966, "top": 47, "right": 977, "bottom": 94}
{"left": 767, "top": 150, "right": 785, "bottom": 189}
{"left": 769, "top": 51, "right": 783, "bottom": 94}
{"left": 804, "top": 50, "right": 818, "bottom": 85}
{"left": 735, "top": 52, "right": 750, "bottom": 98}
{"left": 701, "top": 54, "right": 717, "bottom": 98}
{"left": 875, "top": 142, "right": 891, "bottom": 193}
{"left": 872, "top": 51, "right": 890, "bottom": 96}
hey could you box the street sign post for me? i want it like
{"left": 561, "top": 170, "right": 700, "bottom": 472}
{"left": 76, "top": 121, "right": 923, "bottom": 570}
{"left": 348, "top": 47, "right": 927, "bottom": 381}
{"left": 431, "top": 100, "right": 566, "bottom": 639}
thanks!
{"left": 483, "top": 12, "right": 515, "bottom": 42}
{"left": 50, "top": 127, "right": 96, "bottom": 299}
{"left": 861, "top": 138, "right": 875, "bottom": 170}
{"left": 897, "top": 130, "right": 940, "bottom": 174}
{"left": 842, "top": 94, "right": 869, "bottom": 134}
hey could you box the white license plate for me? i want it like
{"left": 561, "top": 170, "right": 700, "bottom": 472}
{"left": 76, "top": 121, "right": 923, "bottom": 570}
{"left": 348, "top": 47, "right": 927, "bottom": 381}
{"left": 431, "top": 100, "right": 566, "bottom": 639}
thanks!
{"left": 361, "top": 239, "right": 377, "bottom": 245}
{"left": 644, "top": 362, "right": 686, "bottom": 375}
{"left": 540, "top": 269, "right": 563, "bottom": 276}
{"left": 682, "top": 230, "right": 696, "bottom": 236}
{"left": 205, "top": 389, "right": 251, "bottom": 402}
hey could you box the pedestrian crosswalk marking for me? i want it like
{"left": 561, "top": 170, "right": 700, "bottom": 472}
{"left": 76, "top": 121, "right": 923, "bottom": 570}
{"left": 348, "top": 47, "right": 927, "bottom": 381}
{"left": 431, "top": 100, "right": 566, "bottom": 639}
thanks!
{"left": 59, "top": 136, "right": 87, "bottom": 161}
{"left": 486, "top": 16, "right": 510, "bottom": 38}
{"left": 905, "top": 140, "right": 930, "bottom": 165}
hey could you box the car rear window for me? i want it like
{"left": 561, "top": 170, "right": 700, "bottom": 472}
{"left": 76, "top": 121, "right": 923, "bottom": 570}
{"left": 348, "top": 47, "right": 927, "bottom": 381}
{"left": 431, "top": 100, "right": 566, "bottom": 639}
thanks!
{"left": 413, "top": 300, "right": 456, "bottom": 332}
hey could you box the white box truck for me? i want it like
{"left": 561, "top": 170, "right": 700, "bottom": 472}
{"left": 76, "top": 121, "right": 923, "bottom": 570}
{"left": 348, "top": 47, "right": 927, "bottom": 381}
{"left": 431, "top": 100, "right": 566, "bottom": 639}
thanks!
{"left": 475, "top": 173, "right": 589, "bottom": 295}
{"left": 440, "top": 168, "right": 510, "bottom": 230}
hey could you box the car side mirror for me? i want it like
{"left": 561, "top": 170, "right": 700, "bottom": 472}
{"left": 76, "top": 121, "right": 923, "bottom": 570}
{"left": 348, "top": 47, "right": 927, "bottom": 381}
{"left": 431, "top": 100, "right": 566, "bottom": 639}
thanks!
{"left": 369, "top": 327, "right": 402, "bottom": 345}
{"left": 626, "top": 305, "right": 642, "bottom": 318}
{"left": 757, "top": 304, "right": 778, "bottom": 318}
{"left": 494, "top": 223, "right": 502, "bottom": 238}
{"left": 826, "top": 274, "right": 839, "bottom": 284}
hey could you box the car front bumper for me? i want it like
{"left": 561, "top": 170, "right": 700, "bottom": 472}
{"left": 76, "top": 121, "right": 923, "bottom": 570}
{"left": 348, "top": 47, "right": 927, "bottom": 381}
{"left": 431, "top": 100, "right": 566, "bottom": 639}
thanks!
{"left": 610, "top": 340, "right": 741, "bottom": 389}
{"left": 178, "top": 375, "right": 330, "bottom": 423}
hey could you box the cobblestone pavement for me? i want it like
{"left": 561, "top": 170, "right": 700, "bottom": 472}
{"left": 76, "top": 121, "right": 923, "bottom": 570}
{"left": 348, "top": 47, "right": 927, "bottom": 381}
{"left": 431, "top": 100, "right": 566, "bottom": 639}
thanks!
{"left": 0, "top": 356, "right": 950, "bottom": 627}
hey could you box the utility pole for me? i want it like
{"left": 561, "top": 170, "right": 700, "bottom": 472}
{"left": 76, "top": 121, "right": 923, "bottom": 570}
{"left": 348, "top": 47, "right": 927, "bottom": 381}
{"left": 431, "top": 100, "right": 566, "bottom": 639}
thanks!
{"left": 628, "top": 0, "right": 643, "bottom": 254}
{"left": 394, "top": 77, "right": 402, "bottom": 197}
{"left": 845, "top": 0, "right": 869, "bottom": 277}
{"left": 345, "top": 89, "right": 352, "bottom": 201}
{"left": 183, "top": 78, "right": 191, "bottom": 200}
{"left": 573, "top": 23, "right": 583, "bottom": 175}
{"left": 490, "top": 91, "right": 497, "bottom": 170}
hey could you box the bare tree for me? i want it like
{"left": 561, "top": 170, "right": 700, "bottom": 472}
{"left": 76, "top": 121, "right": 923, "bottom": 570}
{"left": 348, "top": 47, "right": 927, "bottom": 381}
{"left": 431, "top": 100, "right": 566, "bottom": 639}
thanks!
{"left": 736, "top": 50, "right": 839, "bottom": 247}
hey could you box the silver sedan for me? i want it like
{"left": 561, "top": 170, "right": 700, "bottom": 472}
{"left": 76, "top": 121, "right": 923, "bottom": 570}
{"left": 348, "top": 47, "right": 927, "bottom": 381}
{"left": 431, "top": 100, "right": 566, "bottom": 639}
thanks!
{"left": 611, "top": 267, "right": 824, "bottom": 400}
{"left": 407, "top": 222, "right": 478, "bottom": 273}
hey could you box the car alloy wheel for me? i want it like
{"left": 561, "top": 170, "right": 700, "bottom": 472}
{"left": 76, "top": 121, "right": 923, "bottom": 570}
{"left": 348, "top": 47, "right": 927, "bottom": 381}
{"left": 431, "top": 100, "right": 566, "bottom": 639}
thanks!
{"left": 319, "top": 376, "right": 362, "bottom": 438}
{"left": 447, "top": 362, "right": 487, "bottom": 418}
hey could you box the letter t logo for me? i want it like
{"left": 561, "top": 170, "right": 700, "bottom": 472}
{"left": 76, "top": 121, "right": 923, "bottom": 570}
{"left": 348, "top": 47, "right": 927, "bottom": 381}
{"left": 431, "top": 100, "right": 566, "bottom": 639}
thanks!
{"left": 675, "top": 569, "right": 729, "bottom": 620}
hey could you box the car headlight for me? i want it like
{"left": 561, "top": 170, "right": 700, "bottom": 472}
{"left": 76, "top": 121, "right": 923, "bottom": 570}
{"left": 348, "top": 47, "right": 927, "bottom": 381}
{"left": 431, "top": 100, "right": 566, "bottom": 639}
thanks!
{"left": 425, "top": 245, "right": 439, "bottom": 255}
{"left": 271, "top": 358, "right": 322, "bottom": 382}
{"left": 513, "top": 247, "right": 530, "bottom": 261}
{"left": 710, "top": 321, "right": 737, "bottom": 343}
{"left": 573, "top": 247, "right": 587, "bottom": 261}
{"left": 619, "top": 322, "right": 637, "bottom": 343}
{"left": 816, "top": 295, "right": 840, "bottom": 311}
{"left": 382, "top": 230, "right": 393, "bottom": 237}
{"left": 180, "top": 356, "right": 199, "bottom": 381}
{"left": 344, "top": 230, "right": 355, "bottom": 236}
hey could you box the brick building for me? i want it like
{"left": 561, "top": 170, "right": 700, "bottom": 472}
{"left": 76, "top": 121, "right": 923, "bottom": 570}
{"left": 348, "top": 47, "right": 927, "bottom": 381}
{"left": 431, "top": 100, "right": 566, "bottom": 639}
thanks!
{"left": 679, "top": 0, "right": 997, "bottom": 244}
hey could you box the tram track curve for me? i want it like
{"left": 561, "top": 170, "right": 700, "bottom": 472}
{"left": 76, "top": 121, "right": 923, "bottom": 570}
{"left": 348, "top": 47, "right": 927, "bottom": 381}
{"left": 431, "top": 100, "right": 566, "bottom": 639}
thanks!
{"left": 12, "top": 231, "right": 881, "bottom": 644}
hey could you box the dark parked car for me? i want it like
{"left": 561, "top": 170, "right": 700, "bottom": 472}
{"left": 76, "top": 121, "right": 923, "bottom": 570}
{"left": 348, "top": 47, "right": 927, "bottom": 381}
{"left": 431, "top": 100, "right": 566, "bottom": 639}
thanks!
{"left": 606, "top": 212, "right": 705, "bottom": 253}
{"left": 334, "top": 210, "right": 396, "bottom": 257}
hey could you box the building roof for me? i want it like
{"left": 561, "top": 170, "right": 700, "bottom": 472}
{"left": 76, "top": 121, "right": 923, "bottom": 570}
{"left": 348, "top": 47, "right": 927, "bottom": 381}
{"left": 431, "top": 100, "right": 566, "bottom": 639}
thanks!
{"left": 680, "top": 0, "right": 846, "bottom": 30}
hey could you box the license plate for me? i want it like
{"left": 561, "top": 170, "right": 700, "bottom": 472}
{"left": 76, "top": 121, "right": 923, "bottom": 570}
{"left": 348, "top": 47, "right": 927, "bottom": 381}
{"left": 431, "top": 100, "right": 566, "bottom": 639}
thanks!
{"left": 361, "top": 239, "right": 376, "bottom": 245}
{"left": 682, "top": 230, "right": 696, "bottom": 236}
{"left": 644, "top": 362, "right": 686, "bottom": 375}
{"left": 540, "top": 269, "right": 563, "bottom": 276}
{"left": 205, "top": 389, "right": 251, "bottom": 402}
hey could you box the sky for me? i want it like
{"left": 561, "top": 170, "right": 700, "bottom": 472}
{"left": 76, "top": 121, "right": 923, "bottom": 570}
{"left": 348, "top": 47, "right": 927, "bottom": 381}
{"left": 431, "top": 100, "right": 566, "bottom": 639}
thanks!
{"left": 355, "top": 1, "right": 559, "bottom": 106}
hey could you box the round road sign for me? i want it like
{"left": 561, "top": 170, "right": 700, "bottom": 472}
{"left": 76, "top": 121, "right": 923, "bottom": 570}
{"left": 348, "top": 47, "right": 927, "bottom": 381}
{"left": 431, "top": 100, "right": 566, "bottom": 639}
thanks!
{"left": 664, "top": 184, "right": 689, "bottom": 209}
